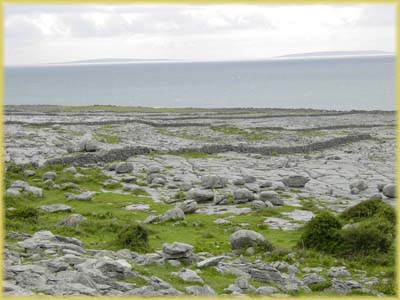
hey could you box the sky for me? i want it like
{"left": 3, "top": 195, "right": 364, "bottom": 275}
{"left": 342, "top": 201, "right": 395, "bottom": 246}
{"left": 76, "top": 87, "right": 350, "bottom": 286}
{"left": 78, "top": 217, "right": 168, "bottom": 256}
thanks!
{"left": 5, "top": 4, "right": 396, "bottom": 65}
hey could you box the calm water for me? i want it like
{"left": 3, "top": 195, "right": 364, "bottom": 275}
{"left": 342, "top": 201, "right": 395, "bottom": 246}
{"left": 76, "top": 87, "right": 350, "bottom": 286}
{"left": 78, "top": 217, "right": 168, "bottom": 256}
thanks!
{"left": 5, "top": 55, "right": 396, "bottom": 110}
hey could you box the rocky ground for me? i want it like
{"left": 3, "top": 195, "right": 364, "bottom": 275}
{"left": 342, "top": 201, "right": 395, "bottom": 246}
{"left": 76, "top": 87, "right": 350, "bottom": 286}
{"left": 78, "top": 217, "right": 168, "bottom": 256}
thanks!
{"left": 4, "top": 106, "right": 396, "bottom": 296}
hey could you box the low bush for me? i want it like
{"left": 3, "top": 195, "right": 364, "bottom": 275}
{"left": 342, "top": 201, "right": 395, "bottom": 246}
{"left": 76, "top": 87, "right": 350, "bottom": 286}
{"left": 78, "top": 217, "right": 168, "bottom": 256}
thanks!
{"left": 7, "top": 206, "right": 39, "bottom": 223}
{"left": 116, "top": 224, "right": 149, "bottom": 252}
{"left": 340, "top": 199, "right": 392, "bottom": 222}
{"left": 298, "top": 211, "right": 342, "bottom": 253}
{"left": 340, "top": 222, "right": 392, "bottom": 258}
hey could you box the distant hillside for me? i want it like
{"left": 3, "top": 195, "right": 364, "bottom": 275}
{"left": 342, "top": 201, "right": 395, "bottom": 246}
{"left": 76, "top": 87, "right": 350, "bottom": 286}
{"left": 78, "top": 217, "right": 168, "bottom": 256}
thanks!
{"left": 54, "top": 58, "right": 175, "bottom": 65}
{"left": 277, "top": 50, "right": 393, "bottom": 58}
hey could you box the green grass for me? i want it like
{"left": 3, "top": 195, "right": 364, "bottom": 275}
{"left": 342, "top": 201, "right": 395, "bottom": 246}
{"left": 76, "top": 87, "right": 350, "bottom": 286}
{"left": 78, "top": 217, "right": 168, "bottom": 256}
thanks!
{"left": 175, "top": 152, "right": 218, "bottom": 159}
{"left": 93, "top": 125, "right": 121, "bottom": 144}
{"left": 297, "top": 130, "right": 326, "bottom": 137}
{"left": 4, "top": 163, "right": 395, "bottom": 296}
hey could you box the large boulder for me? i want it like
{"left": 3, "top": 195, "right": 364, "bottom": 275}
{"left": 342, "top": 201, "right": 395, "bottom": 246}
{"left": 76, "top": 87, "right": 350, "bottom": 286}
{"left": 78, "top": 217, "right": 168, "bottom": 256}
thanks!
{"left": 282, "top": 175, "right": 309, "bottom": 188}
{"left": 259, "top": 191, "right": 283, "bottom": 206}
{"left": 382, "top": 184, "right": 396, "bottom": 198}
{"left": 79, "top": 138, "right": 98, "bottom": 152}
{"left": 188, "top": 189, "right": 214, "bottom": 203}
{"left": 229, "top": 230, "right": 266, "bottom": 251}
{"left": 162, "top": 242, "right": 193, "bottom": 259}
{"left": 233, "top": 189, "right": 254, "bottom": 203}
{"left": 159, "top": 208, "right": 185, "bottom": 222}
{"left": 115, "top": 162, "right": 133, "bottom": 174}
{"left": 178, "top": 200, "right": 198, "bottom": 214}
{"left": 201, "top": 175, "right": 227, "bottom": 189}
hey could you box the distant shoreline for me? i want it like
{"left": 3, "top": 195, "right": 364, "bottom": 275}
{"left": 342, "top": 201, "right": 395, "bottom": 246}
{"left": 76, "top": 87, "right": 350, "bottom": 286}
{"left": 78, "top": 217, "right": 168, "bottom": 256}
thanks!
{"left": 6, "top": 53, "right": 395, "bottom": 68}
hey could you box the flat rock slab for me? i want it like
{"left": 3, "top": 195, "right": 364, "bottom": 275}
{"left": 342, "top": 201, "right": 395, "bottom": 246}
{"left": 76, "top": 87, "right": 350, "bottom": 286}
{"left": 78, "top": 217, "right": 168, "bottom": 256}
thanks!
{"left": 281, "top": 209, "right": 315, "bottom": 222}
{"left": 123, "top": 204, "right": 150, "bottom": 211}
{"left": 263, "top": 217, "right": 302, "bottom": 231}
{"left": 39, "top": 204, "right": 72, "bottom": 213}
{"left": 196, "top": 205, "right": 252, "bottom": 215}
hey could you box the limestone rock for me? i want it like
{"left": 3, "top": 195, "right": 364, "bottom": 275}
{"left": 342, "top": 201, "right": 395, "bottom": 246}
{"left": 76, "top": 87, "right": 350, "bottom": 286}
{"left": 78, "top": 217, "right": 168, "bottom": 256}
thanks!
{"left": 201, "top": 175, "right": 227, "bottom": 189}
{"left": 162, "top": 242, "right": 193, "bottom": 259}
{"left": 382, "top": 184, "right": 396, "bottom": 198}
{"left": 178, "top": 200, "right": 198, "bottom": 214}
{"left": 229, "top": 230, "right": 266, "bottom": 251}
{"left": 39, "top": 204, "right": 72, "bottom": 213}
{"left": 282, "top": 175, "right": 309, "bottom": 188}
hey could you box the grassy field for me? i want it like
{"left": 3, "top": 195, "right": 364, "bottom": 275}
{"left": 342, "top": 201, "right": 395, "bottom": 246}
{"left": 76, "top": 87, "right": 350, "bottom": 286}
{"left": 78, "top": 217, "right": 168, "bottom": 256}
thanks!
{"left": 4, "top": 162, "right": 395, "bottom": 295}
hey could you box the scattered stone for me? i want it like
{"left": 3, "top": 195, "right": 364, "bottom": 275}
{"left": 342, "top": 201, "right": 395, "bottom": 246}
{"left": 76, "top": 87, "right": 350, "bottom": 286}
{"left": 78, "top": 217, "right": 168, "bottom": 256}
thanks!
{"left": 233, "top": 189, "right": 254, "bottom": 203}
{"left": 6, "top": 188, "right": 21, "bottom": 197}
{"left": 368, "top": 193, "right": 383, "bottom": 200}
{"left": 214, "top": 218, "right": 232, "bottom": 225}
{"left": 115, "top": 162, "right": 134, "bottom": 174}
{"left": 251, "top": 200, "right": 266, "bottom": 210}
{"left": 178, "top": 200, "right": 198, "bottom": 214}
{"left": 162, "top": 242, "right": 193, "bottom": 259}
{"left": 282, "top": 209, "right": 315, "bottom": 222}
{"left": 243, "top": 176, "right": 256, "bottom": 183}
{"left": 185, "top": 285, "right": 216, "bottom": 296}
{"left": 263, "top": 217, "right": 302, "bottom": 231}
{"left": 303, "top": 273, "right": 325, "bottom": 285}
{"left": 188, "top": 189, "right": 214, "bottom": 203}
{"left": 229, "top": 230, "right": 266, "bottom": 251}
{"left": 39, "top": 204, "right": 72, "bottom": 213}
{"left": 79, "top": 138, "right": 98, "bottom": 152}
{"left": 282, "top": 175, "right": 310, "bottom": 188}
{"left": 25, "top": 186, "right": 43, "bottom": 197}
{"left": 65, "top": 191, "right": 95, "bottom": 201}
{"left": 328, "top": 267, "right": 351, "bottom": 278}
{"left": 172, "top": 268, "right": 204, "bottom": 283}
{"left": 123, "top": 204, "right": 150, "bottom": 211}
{"left": 349, "top": 180, "right": 368, "bottom": 192}
{"left": 259, "top": 181, "right": 273, "bottom": 188}
{"left": 233, "top": 178, "right": 245, "bottom": 186}
{"left": 42, "top": 172, "right": 57, "bottom": 181}
{"left": 259, "top": 191, "right": 283, "bottom": 206}
{"left": 23, "top": 170, "right": 36, "bottom": 177}
{"left": 256, "top": 286, "right": 278, "bottom": 295}
{"left": 63, "top": 167, "right": 77, "bottom": 174}
{"left": 201, "top": 175, "right": 227, "bottom": 189}
{"left": 382, "top": 184, "right": 396, "bottom": 198}
{"left": 159, "top": 207, "right": 185, "bottom": 222}
{"left": 58, "top": 214, "right": 87, "bottom": 227}
{"left": 197, "top": 256, "right": 225, "bottom": 268}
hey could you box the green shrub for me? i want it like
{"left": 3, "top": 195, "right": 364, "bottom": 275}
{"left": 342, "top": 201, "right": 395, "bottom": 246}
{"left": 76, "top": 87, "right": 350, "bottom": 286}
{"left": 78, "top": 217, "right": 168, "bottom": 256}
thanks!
{"left": 341, "top": 199, "right": 389, "bottom": 222}
{"left": 7, "top": 207, "right": 39, "bottom": 223}
{"left": 116, "top": 224, "right": 149, "bottom": 252}
{"left": 309, "top": 281, "right": 332, "bottom": 292}
{"left": 341, "top": 222, "right": 393, "bottom": 258}
{"left": 298, "top": 211, "right": 342, "bottom": 253}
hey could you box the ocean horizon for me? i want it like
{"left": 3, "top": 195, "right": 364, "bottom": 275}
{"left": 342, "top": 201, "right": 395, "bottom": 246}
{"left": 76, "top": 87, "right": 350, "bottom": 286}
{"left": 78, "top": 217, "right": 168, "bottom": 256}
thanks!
{"left": 5, "top": 55, "right": 395, "bottom": 111}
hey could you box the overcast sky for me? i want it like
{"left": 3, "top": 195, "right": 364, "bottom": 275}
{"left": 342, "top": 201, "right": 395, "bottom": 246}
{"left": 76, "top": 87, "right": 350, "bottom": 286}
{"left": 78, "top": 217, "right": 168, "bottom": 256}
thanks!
{"left": 5, "top": 4, "right": 396, "bottom": 65}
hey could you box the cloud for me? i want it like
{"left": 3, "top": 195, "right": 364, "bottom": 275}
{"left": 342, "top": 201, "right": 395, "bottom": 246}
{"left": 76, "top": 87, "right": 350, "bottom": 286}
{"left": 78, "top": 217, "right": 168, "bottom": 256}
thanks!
{"left": 4, "top": 4, "right": 396, "bottom": 65}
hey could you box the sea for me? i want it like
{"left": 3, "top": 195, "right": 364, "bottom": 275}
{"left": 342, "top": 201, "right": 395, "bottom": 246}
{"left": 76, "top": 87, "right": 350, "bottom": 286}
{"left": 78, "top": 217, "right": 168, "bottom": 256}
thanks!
{"left": 5, "top": 55, "right": 396, "bottom": 110}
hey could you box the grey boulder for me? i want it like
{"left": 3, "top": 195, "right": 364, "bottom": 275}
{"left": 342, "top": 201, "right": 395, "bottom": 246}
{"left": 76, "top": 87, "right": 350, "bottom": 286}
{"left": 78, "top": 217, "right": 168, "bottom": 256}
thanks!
{"left": 229, "top": 230, "right": 266, "bottom": 251}
{"left": 282, "top": 175, "right": 310, "bottom": 188}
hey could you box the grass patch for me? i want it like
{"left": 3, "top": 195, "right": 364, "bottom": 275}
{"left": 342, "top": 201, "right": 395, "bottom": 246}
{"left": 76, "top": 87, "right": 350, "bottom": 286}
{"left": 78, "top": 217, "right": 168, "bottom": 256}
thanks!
{"left": 176, "top": 152, "right": 218, "bottom": 159}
